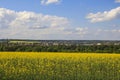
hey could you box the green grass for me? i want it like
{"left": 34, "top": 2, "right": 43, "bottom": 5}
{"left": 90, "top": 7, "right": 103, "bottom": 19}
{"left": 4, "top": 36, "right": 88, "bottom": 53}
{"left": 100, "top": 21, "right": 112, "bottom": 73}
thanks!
{"left": 0, "top": 52, "right": 120, "bottom": 80}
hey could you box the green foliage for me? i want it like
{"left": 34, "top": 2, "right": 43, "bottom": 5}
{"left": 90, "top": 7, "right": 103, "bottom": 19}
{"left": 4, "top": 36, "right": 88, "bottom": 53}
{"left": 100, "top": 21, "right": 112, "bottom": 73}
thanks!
{"left": 0, "top": 42, "right": 120, "bottom": 53}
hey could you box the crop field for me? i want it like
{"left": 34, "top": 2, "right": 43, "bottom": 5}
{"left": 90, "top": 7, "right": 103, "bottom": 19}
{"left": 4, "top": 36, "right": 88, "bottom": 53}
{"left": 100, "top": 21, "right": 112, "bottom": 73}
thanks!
{"left": 0, "top": 52, "right": 120, "bottom": 80}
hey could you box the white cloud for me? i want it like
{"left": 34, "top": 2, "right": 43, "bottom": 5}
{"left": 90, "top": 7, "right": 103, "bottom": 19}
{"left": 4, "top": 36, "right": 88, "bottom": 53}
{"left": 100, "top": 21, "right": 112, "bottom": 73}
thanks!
{"left": 1, "top": 8, "right": 120, "bottom": 40}
{"left": 0, "top": 8, "right": 69, "bottom": 39}
{"left": 0, "top": 8, "right": 89, "bottom": 39}
{"left": 86, "top": 7, "right": 120, "bottom": 23}
{"left": 0, "top": 8, "right": 87, "bottom": 39}
{"left": 61, "top": 27, "right": 88, "bottom": 36}
{"left": 75, "top": 27, "right": 88, "bottom": 34}
{"left": 0, "top": 8, "right": 69, "bottom": 29}
{"left": 0, "top": 8, "right": 16, "bottom": 29}
{"left": 115, "top": 0, "right": 120, "bottom": 3}
{"left": 97, "top": 29, "right": 120, "bottom": 33}
{"left": 41, "top": 0, "right": 61, "bottom": 5}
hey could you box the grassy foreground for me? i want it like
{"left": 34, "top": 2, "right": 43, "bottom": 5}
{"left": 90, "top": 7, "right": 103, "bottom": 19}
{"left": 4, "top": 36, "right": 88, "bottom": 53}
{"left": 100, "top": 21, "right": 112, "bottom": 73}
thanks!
{"left": 0, "top": 52, "right": 120, "bottom": 80}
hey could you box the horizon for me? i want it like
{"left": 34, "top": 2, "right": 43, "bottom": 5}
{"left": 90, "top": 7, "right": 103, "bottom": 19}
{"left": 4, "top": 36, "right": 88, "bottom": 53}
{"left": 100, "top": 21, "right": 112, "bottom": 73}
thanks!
{"left": 0, "top": 39, "right": 120, "bottom": 41}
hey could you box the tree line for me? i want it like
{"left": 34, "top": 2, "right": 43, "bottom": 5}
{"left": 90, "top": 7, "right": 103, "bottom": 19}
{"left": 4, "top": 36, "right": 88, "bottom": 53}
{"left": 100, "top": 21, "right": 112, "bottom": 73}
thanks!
{"left": 0, "top": 42, "right": 120, "bottom": 53}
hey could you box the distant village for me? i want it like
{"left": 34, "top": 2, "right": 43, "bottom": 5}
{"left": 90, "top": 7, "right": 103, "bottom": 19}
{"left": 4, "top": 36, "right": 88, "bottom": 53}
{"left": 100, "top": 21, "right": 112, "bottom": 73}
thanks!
{"left": 0, "top": 39, "right": 120, "bottom": 46}
{"left": 0, "top": 39, "right": 120, "bottom": 53}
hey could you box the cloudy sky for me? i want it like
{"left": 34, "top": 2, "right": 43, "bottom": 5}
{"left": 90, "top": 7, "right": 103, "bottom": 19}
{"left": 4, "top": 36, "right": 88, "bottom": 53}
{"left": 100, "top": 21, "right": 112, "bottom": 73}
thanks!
{"left": 0, "top": 0, "right": 120, "bottom": 40}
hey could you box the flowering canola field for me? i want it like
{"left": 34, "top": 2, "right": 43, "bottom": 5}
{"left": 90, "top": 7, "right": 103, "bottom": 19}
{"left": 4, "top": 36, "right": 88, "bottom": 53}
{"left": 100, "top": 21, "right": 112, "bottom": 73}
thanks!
{"left": 0, "top": 52, "right": 120, "bottom": 80}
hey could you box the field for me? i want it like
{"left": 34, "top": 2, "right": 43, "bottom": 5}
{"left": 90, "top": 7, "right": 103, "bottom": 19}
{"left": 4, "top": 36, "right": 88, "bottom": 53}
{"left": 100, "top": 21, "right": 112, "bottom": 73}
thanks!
{"left": 0, "top": 52, "right": 120, "bottom": 80}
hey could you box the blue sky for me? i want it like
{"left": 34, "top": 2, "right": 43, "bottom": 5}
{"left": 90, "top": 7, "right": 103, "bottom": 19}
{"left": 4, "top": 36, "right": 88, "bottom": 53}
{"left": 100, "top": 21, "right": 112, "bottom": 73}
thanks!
{"left": 0, "top": 0, "right": 120, "bottom": 40}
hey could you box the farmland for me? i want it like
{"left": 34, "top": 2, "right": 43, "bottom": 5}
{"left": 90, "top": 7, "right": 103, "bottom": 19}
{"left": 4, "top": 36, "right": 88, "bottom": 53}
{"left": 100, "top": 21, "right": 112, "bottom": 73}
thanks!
{"left": 0, "top": 52, "right": 120, "bottom": 80}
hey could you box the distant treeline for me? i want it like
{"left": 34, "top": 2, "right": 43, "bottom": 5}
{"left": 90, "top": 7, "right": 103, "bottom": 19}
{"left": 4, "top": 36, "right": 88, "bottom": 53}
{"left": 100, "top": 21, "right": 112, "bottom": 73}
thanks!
{"left": 0, "top": 42, "right": 120, "bottom": 53}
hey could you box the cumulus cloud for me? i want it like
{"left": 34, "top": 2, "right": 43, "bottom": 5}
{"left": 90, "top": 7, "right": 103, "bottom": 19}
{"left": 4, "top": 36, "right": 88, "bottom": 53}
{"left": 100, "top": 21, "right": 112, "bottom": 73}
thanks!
{"left": 0, "top": 8, "right": 89, "bottom": 39}
{"left": 41, "top": 0, "right": 61, "bottom": 5}
{"left": 0, "top": 8, "right": 68, "bottom": 39}
{"left": 0, "top": 8, "right": 69, "bottom": 29}
{"left": 95, "top": 29, "right": 120, "bottom": 40}
{"left": 75, "top": 27, "right": 88, "bottom": 35}
{"left": 115, "top": 0, "right": 120, "bottom": 3}
{"left": 0, "top": 8, "right": 16, "bottom": 29}
{"left": 97, "top": 29, "right": 120, "bottom": 33}
{"left": 86, "top": 7, "right": 120, "bottom": 23}
{"left": 61, "top": 27, "right": 88, "bottom": 36}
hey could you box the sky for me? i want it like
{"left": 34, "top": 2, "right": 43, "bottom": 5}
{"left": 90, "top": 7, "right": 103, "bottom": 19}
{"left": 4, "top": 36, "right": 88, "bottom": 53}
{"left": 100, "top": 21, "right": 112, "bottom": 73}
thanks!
{"left": 0, "top": 0, "right": 120, "bottom": 40}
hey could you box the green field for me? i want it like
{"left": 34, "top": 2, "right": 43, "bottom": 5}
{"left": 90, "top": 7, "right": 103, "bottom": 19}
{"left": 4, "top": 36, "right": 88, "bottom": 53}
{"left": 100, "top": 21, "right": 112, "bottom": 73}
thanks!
{"left": 0, "top": 52, "right": 120, "bottom": 80}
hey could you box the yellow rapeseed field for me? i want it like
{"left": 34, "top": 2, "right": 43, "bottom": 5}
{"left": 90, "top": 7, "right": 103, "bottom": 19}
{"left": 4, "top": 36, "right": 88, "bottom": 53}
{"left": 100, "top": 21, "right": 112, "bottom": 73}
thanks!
{"left": 0, "top": 52, "right": 120, "bottom": 80}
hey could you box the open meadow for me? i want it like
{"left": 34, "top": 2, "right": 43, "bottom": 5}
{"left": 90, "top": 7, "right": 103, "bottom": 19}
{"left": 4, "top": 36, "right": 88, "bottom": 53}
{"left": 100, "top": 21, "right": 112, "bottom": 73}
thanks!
{"left": 0, "top": 52, "right": 120, "bottom": 80}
